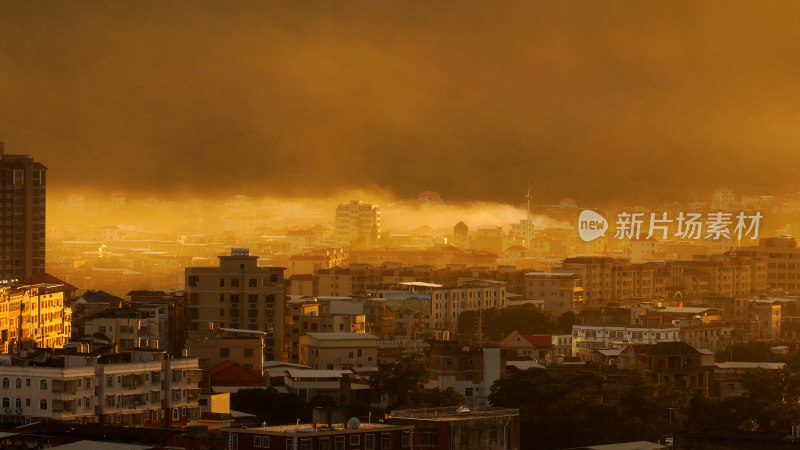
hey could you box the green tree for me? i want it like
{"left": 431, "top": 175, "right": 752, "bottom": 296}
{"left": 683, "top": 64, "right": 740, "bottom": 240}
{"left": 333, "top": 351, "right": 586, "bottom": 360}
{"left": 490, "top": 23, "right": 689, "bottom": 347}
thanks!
{"left": 369, "top": 354, "right": 430, "bottom": 408}
{"left": 410, "top": 387, "right": 466, "bottom": 407}
{"left": 458, "top": 304, "right": 560, "bottom": 341}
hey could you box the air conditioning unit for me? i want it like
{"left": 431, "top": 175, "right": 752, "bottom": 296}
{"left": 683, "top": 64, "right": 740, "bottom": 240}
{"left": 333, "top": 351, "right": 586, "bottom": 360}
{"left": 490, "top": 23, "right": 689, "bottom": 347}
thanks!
{"left": 4, "top": 408, "right": 10, "bottom": 414}
{"left": 15, "top": 408, "right": 21, "bottom": 414}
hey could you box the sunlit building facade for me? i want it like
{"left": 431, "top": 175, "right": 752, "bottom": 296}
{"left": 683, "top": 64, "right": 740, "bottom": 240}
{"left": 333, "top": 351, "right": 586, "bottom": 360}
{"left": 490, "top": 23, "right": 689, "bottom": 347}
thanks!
{"left": 185, "top": 248, "right": 285, "bottom": 361}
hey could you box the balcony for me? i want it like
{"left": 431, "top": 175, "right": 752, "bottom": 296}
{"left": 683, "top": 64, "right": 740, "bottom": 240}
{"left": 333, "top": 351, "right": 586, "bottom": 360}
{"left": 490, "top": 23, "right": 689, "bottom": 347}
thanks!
{"left": 187, "top": 370, "right": 203, "bottom": 383}
{"left": 53, "top": 400, "right": 77, "bottom": 413}
{"left": 52, "top": 380, "right": 78, "bottom": 394}
{"left": 187, "top": 389, "right": 201, "bottom": 401}
{"left": 122, "top": 374, "right": 146, "bottom": 389}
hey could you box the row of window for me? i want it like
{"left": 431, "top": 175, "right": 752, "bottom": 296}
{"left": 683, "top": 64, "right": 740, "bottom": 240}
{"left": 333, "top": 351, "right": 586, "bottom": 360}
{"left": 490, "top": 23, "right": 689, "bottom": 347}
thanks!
{"left": 243, "top": 431, "right": 409, "bottom": 450}
{"left": 1, "top": 397, "right": 49, "bottom": 410}
{"left": 2, "top": 378, "right": 48, "bottom": 390}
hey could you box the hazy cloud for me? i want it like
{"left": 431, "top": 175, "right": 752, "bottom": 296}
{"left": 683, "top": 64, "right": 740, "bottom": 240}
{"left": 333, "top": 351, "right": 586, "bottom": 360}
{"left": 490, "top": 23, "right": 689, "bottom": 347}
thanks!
{"left": 2, "top": 1, "right": 800, "bottom": 204}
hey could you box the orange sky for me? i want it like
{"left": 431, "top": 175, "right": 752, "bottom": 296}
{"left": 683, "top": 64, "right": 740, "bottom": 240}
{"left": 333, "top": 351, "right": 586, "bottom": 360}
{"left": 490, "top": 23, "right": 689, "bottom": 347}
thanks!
{"left": 2, "top": 1, "right": 800, "bottom": 203}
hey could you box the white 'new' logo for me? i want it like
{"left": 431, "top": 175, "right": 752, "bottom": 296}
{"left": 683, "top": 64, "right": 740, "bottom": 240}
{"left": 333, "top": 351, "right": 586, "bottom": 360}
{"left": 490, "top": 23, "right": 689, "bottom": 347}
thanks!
{"left": 578, "top": 210, "right": 608, "bottom": 242}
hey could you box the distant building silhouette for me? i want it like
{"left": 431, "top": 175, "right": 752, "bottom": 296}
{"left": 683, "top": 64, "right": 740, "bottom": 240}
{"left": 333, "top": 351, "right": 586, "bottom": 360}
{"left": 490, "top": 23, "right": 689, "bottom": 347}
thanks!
{"left": 453, "top": 221, "right": 468, "bottom": 248}
{"left": 334, "top": 200, "right": 380, "bottom": 248}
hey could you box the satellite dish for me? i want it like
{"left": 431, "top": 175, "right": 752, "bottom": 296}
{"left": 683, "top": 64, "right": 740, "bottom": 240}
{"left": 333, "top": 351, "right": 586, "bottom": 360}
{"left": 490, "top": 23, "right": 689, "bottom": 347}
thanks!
{"left": 347, "top": 417, "right": 361, "bottom": 429}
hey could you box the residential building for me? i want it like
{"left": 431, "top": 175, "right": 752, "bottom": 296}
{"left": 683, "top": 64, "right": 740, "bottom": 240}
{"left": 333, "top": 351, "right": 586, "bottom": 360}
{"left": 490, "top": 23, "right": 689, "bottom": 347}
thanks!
{"left": 83, "top": 308, "right": 161, "bottom": 350}
{"left": 426, "top": 340, "right": 508, "bottom": 406}
{"left": 0, "top": 143, "right": 46, "bottom": 280}
{"left": 639, "top": 341, "right": 714, "bottom": 392}
{"left": 298, "top": 332, "right": 378, "bottom": 370}
{"left": 498, "top": 330, "right": 572, "bottom": 362}
{"left": 388, "top": 406, "right": 520, "bottom": 450}
{"left": 335, "top": 201, "right": 380, "bottom": 248}
{"left": 751, "top": 236, "right": 800, "bottom": 292}
{"left": 223, "top": 421, "right": 413, "bottom": 450}
{"left": 572, "top": 325, "right": 681, "bottom": 355}
{"left": 523, "top": 272, "right": 584, "bottom": 315}
{"left": 185, "top": 248, "right": 284, "bottom": 361}
{"left": 750, "top": 299, "right": 781, "bottom": 338}
{"left": 0, "top": 348, "right": 201, "bottom": 428}
{"left": 556, "top": 257, "right": 615, "bottom": 305}
{"left": 285, "top": 298, "right": 366, "bottom": 364}
{"left": 185, "top": 328, "right": 265, "bottom": 372}
{"left": 0, "top": 282, "right": 71, "bottom": 352}
{"left": 713, "top": 362, "right": 786, "bottom": 399}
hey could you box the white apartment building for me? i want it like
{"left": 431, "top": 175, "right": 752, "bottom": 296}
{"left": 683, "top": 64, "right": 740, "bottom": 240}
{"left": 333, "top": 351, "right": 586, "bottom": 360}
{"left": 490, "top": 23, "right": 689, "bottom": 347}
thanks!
{"left": 0, "top": 354, "right": 95, "bottom": 425}
{"left": 373, "top": 280, "right": 508, "bottom": 334}
{"left": 572, "top": 325, "right": 681, "bottom": 356}
{"left": 0, "top": 349, "right": 200, "bottom": 428}
{"left": 334, "top": 201, "right": 380, "bottom": 248}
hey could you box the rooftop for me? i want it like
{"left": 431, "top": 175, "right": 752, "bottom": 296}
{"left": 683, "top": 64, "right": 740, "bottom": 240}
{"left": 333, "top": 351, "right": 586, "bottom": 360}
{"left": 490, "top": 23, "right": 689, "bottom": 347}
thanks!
{"left": 389, "top": 406, "right": 519, "bottom": 421}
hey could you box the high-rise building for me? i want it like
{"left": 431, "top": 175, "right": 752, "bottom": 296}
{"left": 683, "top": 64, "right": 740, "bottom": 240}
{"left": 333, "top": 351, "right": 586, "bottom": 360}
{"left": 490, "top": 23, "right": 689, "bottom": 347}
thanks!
{"left": 334, "top": 200, "right": 380, "bottom": 248}
{"left": 0, "top": 143, "right": 47, "bottom": 279}
{"left": 185, "top": 248, "right": 284, "bottom": 361}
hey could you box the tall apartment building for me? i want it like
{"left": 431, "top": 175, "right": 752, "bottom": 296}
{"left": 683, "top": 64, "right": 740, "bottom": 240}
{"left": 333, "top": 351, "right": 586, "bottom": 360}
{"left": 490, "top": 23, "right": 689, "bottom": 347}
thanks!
{"left": 0, "top": 282, "right": 71, "bottom": 352}
{"left": 751, "top": 236, "right": 800, "bottom": 292}
{"left": 334, "top": 200, "right": 380, "bottom": 248}
{"left": 185, "top": 248, "right": 285, "bottom": 361}
{"left": 556, "top": 257, "right": 615, "bottom": 305}
{"left": 0, "top": 144, "right": 47, "bottom": 280}
{"left": 523, "top": 272, "right": 584, "bottom": 315}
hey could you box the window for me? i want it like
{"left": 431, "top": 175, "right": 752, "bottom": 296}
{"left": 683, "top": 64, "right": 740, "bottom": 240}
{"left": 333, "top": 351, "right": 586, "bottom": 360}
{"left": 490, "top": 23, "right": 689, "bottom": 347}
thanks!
{"left": 188, "top": 276, "right": 199, "bottom": 287}
{"left": 300, "top": 439, "right": 312, "bottom": 450}
{"left": 249, "top": 278, "right": 258, "bottom": 287}
{"left": 365, "top": 434, "right": 375, "bottom": 450}
{"left": 172, "top": 409, "right": 178, "bottom": 420}
{"left": 1, "top": 378, "right": 7, "bottom": 388}
{"left": 335, "top": 436, "right": 345, "bottom": 450}
{"left": 25, "top": 398, "right": 30, "bottom": 406}
{"left": 350, "top": 434, "right": 360, "bottom": 446}
{"left": 254, "top": 436, "right": 261, "bottom": 447}
{"left": 220, "top": 278, "right": 225, "bottom": 287}
{"left": 357, "top": 349, "right": 363, "bottom": 357}
{"left": 2, "top": 397, "right": 8, "bottom": 408}
{"left": 244, "top": 348, "right": 254, "bottom": 358}
{"left": 40, "top": 379, "right": 47, "bottom": 390}
{"left": 319, "top": 437, "right": 331, "bottom": 450}
{"left": 381, "top": 433, "right": 392, "bottom": 449}
{"left": 182, "top": 406, "right": 187, "bottom": 416}
{"left": 40, "top": 399, "right": 47, "bottom": 410}
{"left": 25, "top": 379, "right": 30, "bottom": 387}
{"left": 402, "top": 431, "right": 412, "bottom": 448}
{"left": 231, "top": 278, "right": 239, "bottom": 287}
{"left": 220, "top": 348, "right": 230, "bottom": 358}
{"left": 15, "top": 378, "right": 21, "bottom": 388}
